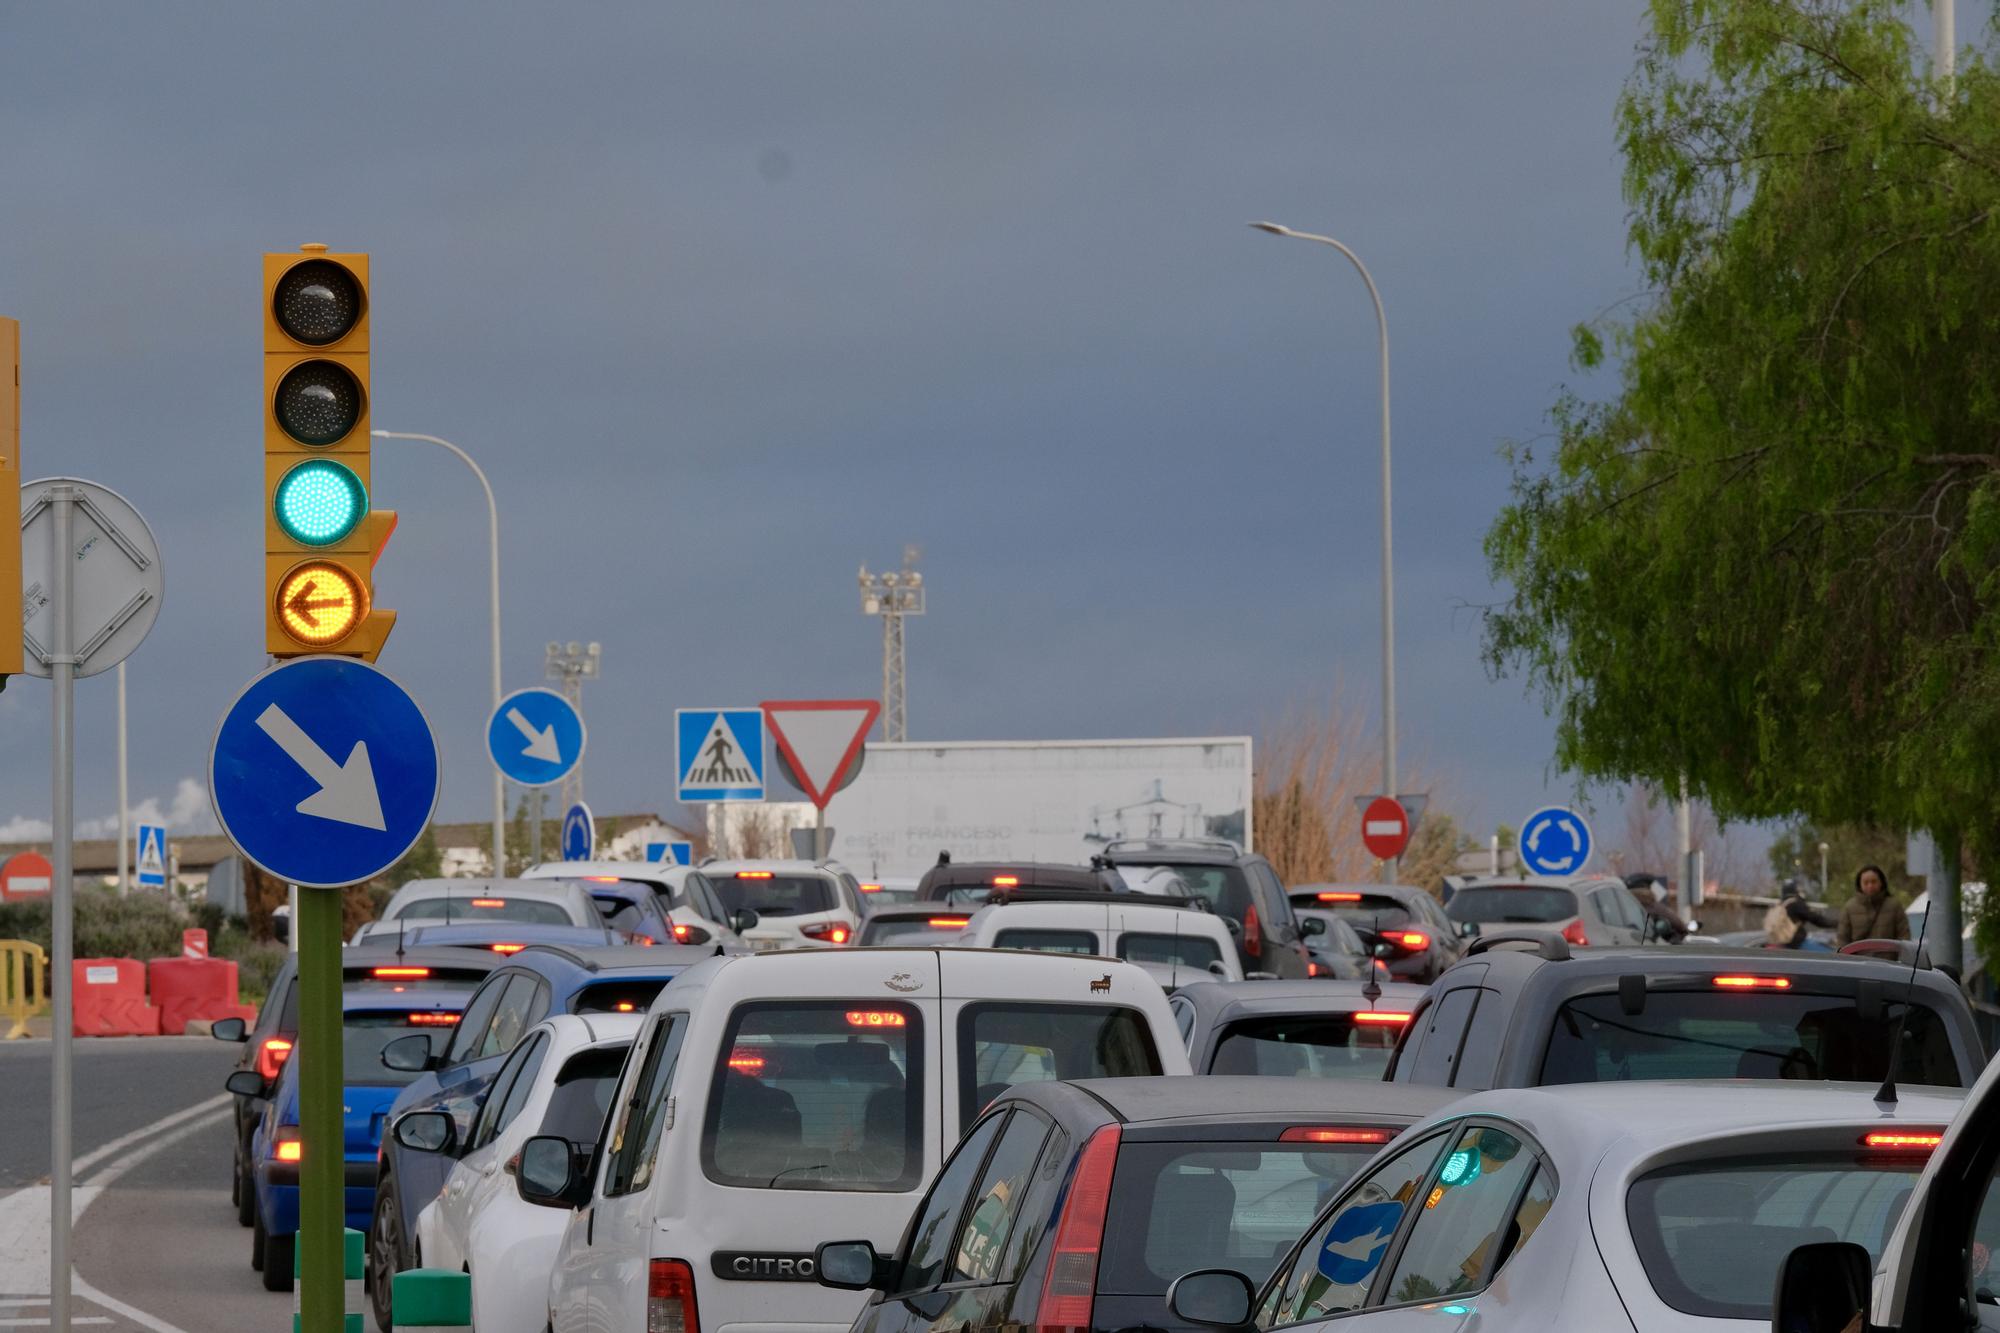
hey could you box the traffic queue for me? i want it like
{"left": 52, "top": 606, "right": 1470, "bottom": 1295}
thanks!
{"left": 211, "top": 839, "right": 1983, "bottom": 1333}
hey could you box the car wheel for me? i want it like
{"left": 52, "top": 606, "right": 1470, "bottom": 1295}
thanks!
{"left": 368, "top": 1180, "right": 402, "bottom": 1333}
{"left": 235, "top": 1150, "right": 256, "bottom": 1227}
{"left": 263, "top": 1230, "right": 295, "bottom": 1293}
{"left": 251, "top": 1208, "right": 266, "bottom": 1272}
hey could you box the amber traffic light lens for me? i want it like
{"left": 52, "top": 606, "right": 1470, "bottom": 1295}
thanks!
{"left": 274, "top": 360, "right": 363, "bottom": 446}
{"left": 275, "top": 561, "right": 366, "bottom": 645}
{"left": 273, "top": 260, "right": 362, "bottom": 346}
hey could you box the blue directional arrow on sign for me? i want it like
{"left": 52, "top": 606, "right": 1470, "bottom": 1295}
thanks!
{"left": 209, "top": 657, "right": 440, "bottom": 889}
{"left": 562, "top": 802, "right": 594, "bottom": 861}
{"left": 676, "top": 708, "right": 765, "bottom": 802}
{"left": 1519, "top": 805, "right": 1593, "bottom": 876}
{"left": 487, "top": 688, "right": 586, "bottom": 788}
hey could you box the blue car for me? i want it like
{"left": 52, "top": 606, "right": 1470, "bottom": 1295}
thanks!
{"left": 247, "top": 984, "right": 469, "bottom": 1293}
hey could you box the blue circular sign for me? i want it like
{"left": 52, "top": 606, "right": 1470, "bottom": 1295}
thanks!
{"left": 1317, "top": 1200, "right": 1405, "bottom": 1286}
{"left": 209, "top": 657, "right": 440, "bottom": 889}
{"left": 562, "top": 803, "right": 595, "bottom": 862}
{"left": 486, "top": 688, "right": 586, "bottom": 787}
{"left": 1519, "top": 806, "right": 1593, "bottom": 876}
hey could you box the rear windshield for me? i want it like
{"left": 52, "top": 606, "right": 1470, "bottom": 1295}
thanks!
{"left": 1301, "top": 893, "right": 1413, "bottom": 931}
{"left": 344, "top": 1011, "right": 460, "bottom": 1085}
{"left": 1208, "top": 1014, "right": 1405, "bottom": 1079}
{"left": 1150, "top": 864, "right": 1253, "bottom": 923}
{"left": 284, "top": 970, "right": 489, "bottom": 1029}
{"left": 1540, "top": 991, "right": 1961, "bottom": 1086}
{"left": 1117, "top": 933, "right": 1223, "bottom": 971}
{"left": 590, "top": 894, "right": 655, "bottom": 934}
{"left": 993, "top": 928, "right": 1098, "bottom": 955}
{"left": 1627, "top": 1155, "right": 1931, "bottom": 1320}
{"left": 714, "top": 875, "right": 835, "bottom": 918}
{"left": 390, "top": 896, "right": 573, "bottom": 926}
{"left": 701, "top": 1001, "right": 923, "bottom": 1192}
{"left": 570, "top": 979, "right": 668, "bottom": 1015}
{"left": 1099, "top": 1142, "right": 1372, "bottom": 1295}
{"left": 958, "top": 1003, "right": 1162, "bottom": 1129}
{"left": 538, "top": 1046, "right": 630, "bottom": 1145}
{"left": 1446, "top": 887, "right": 1577, "bottom": 924}
{"left": 859, "top": 917, "right": 965, "bottom": 947}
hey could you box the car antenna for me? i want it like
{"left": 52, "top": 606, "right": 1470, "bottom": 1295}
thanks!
{"left": 396, "top": 917, "right": 406, "bottom": 963}
{"left": 1874, "top": 886, "right": 1934, "bottom": 1108}
{"left": 1362, "top": 911, "right": 1383, "bottom": 1006}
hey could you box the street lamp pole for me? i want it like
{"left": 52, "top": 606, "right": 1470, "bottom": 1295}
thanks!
{"left": 1250, "top": 222, "right": 1398, "bottom": 882}
{"left": 372, "top": 430, "right": 506, "bottom": 871}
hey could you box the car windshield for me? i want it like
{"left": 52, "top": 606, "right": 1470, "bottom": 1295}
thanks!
{"left": 390, "top": 896, "right": 573, "bottom": 926}
{"left": 1627, "top": 1154, "right": 1932, "bottom": 1320}
{"left": 1116, "top": 932, "right": 1223, "bottom": 971}
{"left": 344, "top": 1010, "right": 460, "bottom": 1085}
{"left": 859, "top": 916, "right": 966, "bottom": 946}
{"left": 1098, "top": 1142, "right": 1369, "bottom": 1295}
{"left": 590, "top": 894, "right": 655, "bottom": 933}
{"left": 1144, "top": 864, "right": 1253, "bottom": 922}
{"left": 714, "top": 874, "right": 834, "bottom": 917}
{"left": 1208, "top": 1013, "right": 1408, "bottom": 1078}
{"left": 1541, "top": 991, "right": 1961, "bottom": 1086}
{"left": 1446, "top": 886, "right": 1578, "bottom": 924}
{"left": 959, "top": 1002, "right": 1162, "bottom": 1128}
{"left": 571, "top": 979, "right": 669, "bottom": 1015}
{"left": 1301, "top": 892, "right": 1413, "bottom": 931}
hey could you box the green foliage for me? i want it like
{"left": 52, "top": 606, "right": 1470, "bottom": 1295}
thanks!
{"left": 1486, "top": 0, "right": 2000, "bottom": 861}
{"left": 384, "top": 822, "right": 443, "bottom": 888}
{"left": 0, "top": 888, "right": 187, "bottom": 961}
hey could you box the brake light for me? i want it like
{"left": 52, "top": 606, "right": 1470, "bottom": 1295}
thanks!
{"left": 647, "top": 1257, "right": 699, "bottom": 1333}
{"left": 1317, "top": 892, "right": 1363, "bottom": 902}
{"left": 1036, "top": 1123, "right": 1120, "bottom": 1331}
{"left": 1281, "top": 1126, "right": 1392, "bottom": 1144}
{"left": 928, "top": 916, "right": 970, "bottom": 928}
{"left": 1352, "top": 1011, "right": 1412, "bottom": 1025}
{"left": 1394, "top": 931, "right": 1430, "bottom": 950}
{"left": 860, "top": 883, "right": 883, "bottom": 893}
{"left": 992, "top": 875, "right": 1020, "bottom": 887}
{"left": 727, "top": 1049, "right": 766, "bottom": 1074}
{"left": 802, "top": 923, "right": 851, "bottom": 944}
{"left": 256, "top": 1038, "right": 293, "bottom": 1080}
{"left": 672, "top": 922, "right": 690, "bottom": 942}
{"left": 616, "top": 1002, "right": 637, "bottom": 1012}
{"left": 407, "top": 1012, "right": 460, "bottom": 1026}
{"left": 1562, "top": 920, "right": 1590, "bottom": 947}
{"left": 1862, "top": 1132, "right": 1943, "bottom": 1151}
{"left": 736, "top": 871, "right": 774, "bottom": 879}
{"left": 1243, "top": 902, "right": 1262, "bottom": 958}
{"left": 274, "top": 1128, "right": 302, "bottom": 1163}
{"left": 371, "top": 966, "right": 430, "bottom": 979}
{"left": 1713, "top": 975, "right": 1792, "bottom": 989}
{"left": 846, "top": 1010, "right": 907, "bottom": 1027}
{"left": 1307, "top": 960, "right": 1320, "bottom": 978}
{"left": 469, "top": 898, "right": 507, "bottom": 908}
{"left": 583, "top": 876, "right": 619, "bottom": 882}
{"left": 490, "top": 943, "right": 526, "bottom": 954}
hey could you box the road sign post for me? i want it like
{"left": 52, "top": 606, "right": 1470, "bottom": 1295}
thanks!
{"left": 762, "top": 700, "right": 881, "bottom": 860}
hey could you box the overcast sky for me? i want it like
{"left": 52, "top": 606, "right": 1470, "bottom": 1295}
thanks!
{"left": 0, "top": 3, "right": 1677, "bottom": 862}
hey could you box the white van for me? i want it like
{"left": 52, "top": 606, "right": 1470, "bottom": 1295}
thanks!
{"left": 521, "top": 947, "right": 1187, "bottom": 1333}
{"left": 955, "top": 898, "right": 1244, "bottom": 985}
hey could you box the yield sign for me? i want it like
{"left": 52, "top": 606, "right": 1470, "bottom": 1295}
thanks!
{"left": 761, "top": 699, "right": 880, "bottom": 810}
{"left": 1360, "top": 796, "right": 1411, "bottom": 861}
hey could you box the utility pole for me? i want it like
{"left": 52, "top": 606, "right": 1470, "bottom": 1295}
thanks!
{"left": 545, "top": 641, "right": 600, "bottom": 817}
{"left": 1938, "top": 0, "right": 1956, "bottom": 83}
{"left": 859, "top": 545, "right": 924, "bottom": 742}
{"left": 116, "top": 662, "right": 129, "bottom": 896}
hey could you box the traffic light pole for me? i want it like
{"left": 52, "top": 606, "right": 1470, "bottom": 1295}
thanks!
{"left": 296, "top": 883, "right": 344, "bottom": 1333}
{"left": 48, "top": 485, "right": 75, "bottom": 1333}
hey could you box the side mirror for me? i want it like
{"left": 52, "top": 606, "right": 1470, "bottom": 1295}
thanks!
{"left": 1301, "top": 916, "right": 1327, "bottom": 937}
{"left": 1207, "top": 960, "right": 1229, "bottom": 977}
{"left": 1372, "top": 942, "right": 1395, "bottom": 959}
{"left": 1166, "top": 1269, "right": 1256, "bottom": 1329}
{"left": 1770, "top": 1240, "right": 1870, "bottom": 1333}
{"left": 1457, "top": 921, "right": 1481, "bottom": 939}
{"left": 815, "top": 1240, "right": 891, "bottom": 1291}
{"left": 392, "top": 1110, "right": 457, "bottom": 1156}
{"left": 680, "top": 924, "right": 712, "bottom": 946}
{"left": 271, "top": 914, "right": 290, "bottom": 945}
{"left": 516, "top": 1135, "right": 586, "bottom": 1209}
{"left": 729, "top": 909, "right": 760, "bottom": 934}
{"left": 381, "top": 1033, "right": 440, "bottom": 1073}
{"left": 224, "top": 1070, "right": 268, "bottom": 1098}
{"left": 211, "top": 1017, "right": 248, "bottom": 1043}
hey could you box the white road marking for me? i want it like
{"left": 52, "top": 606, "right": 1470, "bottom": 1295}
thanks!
{"left": 71, "top": 1094, "right": 230, "bottom": 1180}
{"left": 0, "top": 1316, "right": 111, "bottom": 1326}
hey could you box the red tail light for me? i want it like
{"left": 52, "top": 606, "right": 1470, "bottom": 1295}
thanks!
{"left": 672, "top": 922, "right": 691, "bottom": 942}
{"left": 1307, "top": 960, "right": 1320, "bottom": 978}
{"left": 992, "top": 875, "right": 1020, "bottom": 887}
{"left": 1352, "top": 1011, "right": 1412, "bottom": 1026}
{"left": 1562, "top": 920, "right": 1589, "bottom": 947}
{"left": 802, "top": 923, "right": 851, "bottom": 944}
{"left": 735, "top": 871, "right": 774, "bottom": 879}
{"left": 371, "top": 966, "right": 430, "bottom": 979}
{"left": 469, "top": 898, "right": 507, "bottom": 908}
{"left": 859, "top": 883, "right": 883, "bottom": 893}
{"left": 1713, "top": 975, "right": 1791, "bottom": 989}
{"left": 490, "top": 943, "right": 527, "bottom": 954}
{"left": 846, "top": 1010, "right": 908, "bottom": 1027}
{"left": 1242, "top": 903, "right": 1262, "bottom": 959}
{"left": 647, "top": 1257, "right": 699, "bottom": 1333}
{"left": 1393, "top": 931, "right": 1430, "bottom": 951}
{"left": 1036, "top": 1123, "right": 1120, "bottom": 1331}
{"left": 1281, "top": 1126, "right": 1391, "bottom": 1144}
{"left": 1862, "top": 1132, "right": 1942, "bottom": 1152}
{"left": 406, "top": 1012, "right": 460, "bottom": 1026}
{"left": 256, "top": 1037, "right": 294, "bottom": 1080}
{"left": 1317, "top": 891, "right": 1363, "bottom": 902}
{"left": 928, "top": 916, "right": 970, "bottom": 928}
{"left": 727, "top": 1049, "right": 766, "bottom": 1074}
{"left": 273, "top": 1127, "right": 302, "bottom": 1163}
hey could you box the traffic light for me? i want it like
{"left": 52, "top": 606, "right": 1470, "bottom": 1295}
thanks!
{"left": 264, "top": 245, "right": 394, "bottom": 660}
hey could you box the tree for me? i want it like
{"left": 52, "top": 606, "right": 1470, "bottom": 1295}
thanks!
{"left": 1484, "top": 0, "right": 2000, "bottom": 954}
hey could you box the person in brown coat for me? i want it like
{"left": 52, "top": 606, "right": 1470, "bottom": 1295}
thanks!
{"left": 1835, "top": 864, "right": 1910, "bottom": 947}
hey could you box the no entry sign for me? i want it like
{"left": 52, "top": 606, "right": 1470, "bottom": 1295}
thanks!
{"left": 1360, "top": 796, "right": 1411, "bottom": 861}
{"left": 0, "top": 851, "right": 54, "bottom": 901}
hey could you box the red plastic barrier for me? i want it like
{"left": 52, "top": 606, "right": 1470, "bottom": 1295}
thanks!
{"left": 72, "top": 958, "right": 159, "bottom": 1037}
{"left": 147, "top": 956, "right": 252, "bottom": 1037}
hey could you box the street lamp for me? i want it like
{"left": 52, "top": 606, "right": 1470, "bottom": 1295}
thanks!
{"left": 1819, "top": 841, "right": 1831, "bottom": 899}
{"left": 1250, "top": 221, "right": 1398, "bottom": 881}
{"left": 859, "top": 546, "right": 925, "bottom": 742}
{"left": 371, "top": 430, "right": 506, "bottom": 869}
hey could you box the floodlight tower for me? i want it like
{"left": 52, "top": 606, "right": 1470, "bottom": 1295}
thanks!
{"left": 859, "top": 546, "right": 924, "bottom": 742}
{"left": 544, "top": 640, "right": 601, "bottom": 817}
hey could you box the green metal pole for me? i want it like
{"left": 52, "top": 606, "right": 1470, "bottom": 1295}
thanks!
{"left": 297, "top": 884, "right": 343, "bottom": 1333}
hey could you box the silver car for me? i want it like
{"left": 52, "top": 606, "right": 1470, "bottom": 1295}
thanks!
{"left": 1165, "top": 1079, "right": 1962, "bottom": 1331}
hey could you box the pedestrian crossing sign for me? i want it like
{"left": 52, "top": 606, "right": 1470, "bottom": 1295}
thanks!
{"left": 136, "top": 824, "right": 167, "bottom": 889}
{"left": 676, "top": 708, "right": 765, "bottom": 802}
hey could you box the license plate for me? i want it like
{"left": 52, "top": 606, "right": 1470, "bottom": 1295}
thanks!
{"left": 749, "top": 938, "right": 781, "bottom": 952}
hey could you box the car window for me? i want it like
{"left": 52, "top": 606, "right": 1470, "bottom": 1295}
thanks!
{"left": 713, "top": 874, "right": 835, "bottom": 917}
{"left": 1382, "top": 1126, "right": 1543, "bottom": 1306}
{"left": 1407, "top": 988, "right": 1479, "bottom": 1086}
{"left": 1261, "top": 1132, "right": 1448, "bottom": 1325}
{"left": 443, "top": 974, "right": 512, "bottom": 1066}
{"left": 538, "top": 1045, "right": 631, "bottom": 1145}
{"left": 391, "top": 895, "right": 574, "bottom": 926}
{"left": 471, "top": 1031, "right": 544, "bottom": 1150}
{"left": 1209, "top": 1013, "right": 1406, "bottom": 1080}
{"left": 957, "top": 1003, "right": 1162, "bottom": 1130}
{"left": 482, "top": 1031, "right": 548, "bottom": 1148}
{"left": 1446, "top": 887, "right": 1578, "bottom": 925}
{"left": 344, "top": 1010, "right": 464, "bottom": 1085}
{"left": 1116, "top": 932, "right": 1223, "bottom": 971}
{"left": 948, "top": 1108, "right": 1050, "bottom": 1285}
{"left": 591, "top": 894, "right": 651, "bottom": 934}
{"left": 477, "top": 975, "right": 548, "bottom": 1061}
{"left": 1253, "top": 864, "right": 1296, "bottom": 931}
{"left": 1616, "top": 888, "right": 1647, "bottom": 929}
{"left": 1171, "top": 996, "right": 1196, "bottom": 1045}
{"left": 702, "top": 1001, "right": 923, "bottom": 1192}
{"left": 604, "top": 1013, "right": 688, "bottom": 1196}
{"left": 992, "top": 928, "right": 1098, "bottom": 955}
{"left": 896, "top": 1112, "right": 1006, "bottom": 1295}
{"left": 691, "top": 875, "right": 726, "bottom": 923}
{"left": 1452, "top": 990, "right": 1506, "bottom": 1089}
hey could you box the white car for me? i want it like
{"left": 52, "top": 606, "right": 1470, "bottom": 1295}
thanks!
{"left": 1164, "top": 1079, "right": 1963, "bottom": 1332}
{"left": 522, "top": 860, "right": 751, "bottom": 951}
{"left": 403, "top": 1013, "right": 640, "bottom": 1333}
{"left": 701, "top": 858, "right": 865, "bottom": 950}
{"left": 956, "top": 897, "right": 1244, "bottom": 985}
{"left": 520, "top": 947, "right": 1190, "bottom": 1333}
{"left": 354, "top": 879, "right": 604, "bottom": 944}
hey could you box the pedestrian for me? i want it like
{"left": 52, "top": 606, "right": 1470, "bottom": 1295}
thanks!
{"left": 1764, "top": 879, "right": 1836, "bottom": 949}
{"left": 1625, "top": 873, "right": 1688, "bottom": 943}
{"left": 1835, "top": 864, "right": 1909, "bottom": 947}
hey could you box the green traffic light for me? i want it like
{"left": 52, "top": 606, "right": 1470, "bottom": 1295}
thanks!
{"left": 275, "top": 459, "right": 366, "bottom": 546}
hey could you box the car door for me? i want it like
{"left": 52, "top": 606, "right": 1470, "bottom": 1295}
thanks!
{"left": 849, "top": 1112, "right": 1011, "bottom": 1333}
{"left": 434, "top": 1030, "right": 549, "bottom": 1270}
{"left": 1396, "top": 972, "right": 1485, "bottom": 1088}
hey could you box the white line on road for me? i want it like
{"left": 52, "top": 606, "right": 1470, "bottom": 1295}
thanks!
{"left": 0, "top": 1317, "right": 111, "bottom": 1326}
{"left": 72, "top": 1094, "right": 230, "bottom": 1182}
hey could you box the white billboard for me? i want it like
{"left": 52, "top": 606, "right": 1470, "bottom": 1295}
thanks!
{"left": 822, "top": 737, "right": 1253, "bottom": 881}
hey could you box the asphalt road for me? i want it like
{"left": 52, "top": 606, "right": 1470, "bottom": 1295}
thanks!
{"left": 0, "top": 1035, "right": 297, "bottom": 1332}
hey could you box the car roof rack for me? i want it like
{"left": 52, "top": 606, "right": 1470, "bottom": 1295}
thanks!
{"left": 1098, "top": 837, "right": 1241, "bottom": 856}
{"left": 1464, "top": 930, "right": 1570, "bottom": 962}
{"left": 983, "top": 886, "right": 1206, "bottom": 910}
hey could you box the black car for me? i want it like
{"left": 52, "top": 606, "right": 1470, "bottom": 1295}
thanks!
{"left": 1289, "top": 883, "right": 1466, "bottom": 984}
{"left": 814, "top": 1075, "right": 1457, "bottom": 1333}
{"left": 1099, "top": 839, "right": 1312, "bottom": 980}
{"left": 914, "top": 856, "right": 1129, "bottom": 907}
{"left": 1169, "top": 979, "right": 1430, "bottom": 1079}
{"left": 1384, "top": 933, "right": 1986, "bottom": 1091}
{"left": 211, "top": 945, "right": 503, "bottom": 1228}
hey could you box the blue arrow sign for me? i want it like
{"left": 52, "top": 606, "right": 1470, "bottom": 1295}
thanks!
{"left": 486, "top": 688, "right": 586, "bottom": 788}
{"left": 209, "top": 657, "right": 440, "bottom": 889}
{"left": 562, "top": 803, "right": 595, "bottom": 861}
{"left": 646, "top": 840, "right": 694, "bottom": 866}
{"left": 1316, "top": 1199, "right": 1405, "bottom": 1286}
{"left": 134, "top": 824, "right": 167, "bottom": 889}
{"left": 676, "top": 708, "right": 764, "bottom": 802}
{"left": 1519, "top": 805, "right": 1593, "bottom": 876}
